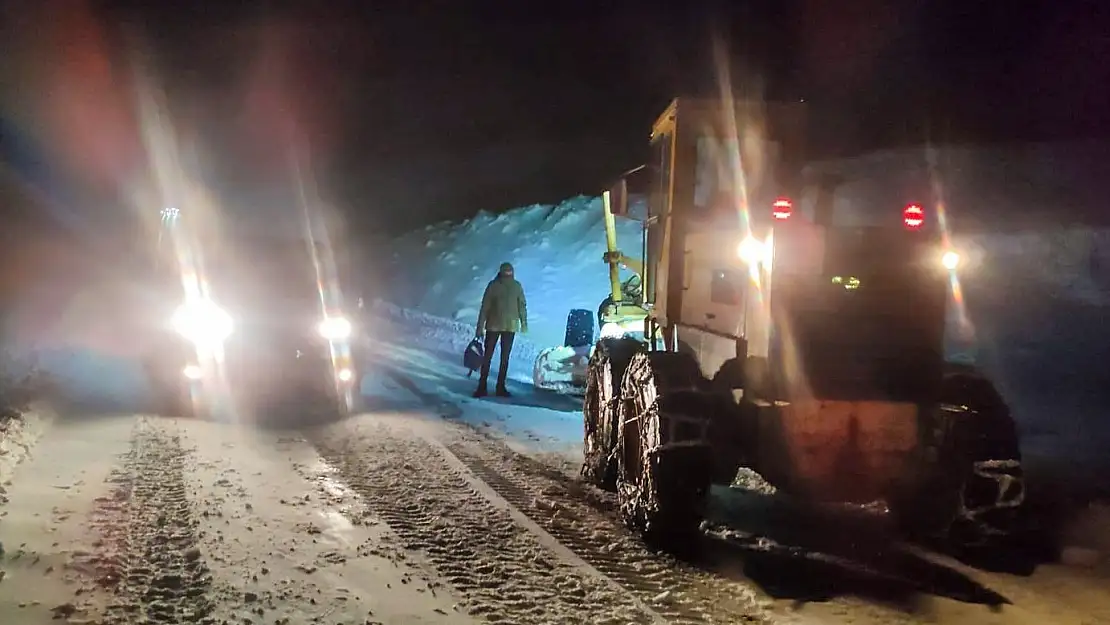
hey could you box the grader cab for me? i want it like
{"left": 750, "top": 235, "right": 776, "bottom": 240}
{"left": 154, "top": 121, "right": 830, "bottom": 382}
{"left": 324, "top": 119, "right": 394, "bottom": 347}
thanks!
{"left": 580, "top": 97, "right": 1026, "bottom": 550}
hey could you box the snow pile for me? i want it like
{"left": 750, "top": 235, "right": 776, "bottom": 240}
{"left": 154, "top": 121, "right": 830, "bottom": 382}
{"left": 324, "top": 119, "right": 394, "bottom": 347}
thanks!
{"left": 0, "top": 350, "right": 55, "bottom": 486}
{"left": 384, "top": 196, "right": 641, "bottom": 351}
{"left": 0, "top": 403, "right": 54, "bottom": 488}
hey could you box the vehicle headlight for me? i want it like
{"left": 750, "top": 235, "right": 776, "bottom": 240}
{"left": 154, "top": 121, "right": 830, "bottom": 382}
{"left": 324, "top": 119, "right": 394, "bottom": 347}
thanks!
{"left": 317, "top": 316, "right": 352, "bottom": 340}
{"left": 941, "top": 250, "right": 961, "bottom": 270}
{"left": 171, "top": 300, "right": 233, "bottom": 346}
{"left": 737, "top": 235, "right": 767, "bottom": 266}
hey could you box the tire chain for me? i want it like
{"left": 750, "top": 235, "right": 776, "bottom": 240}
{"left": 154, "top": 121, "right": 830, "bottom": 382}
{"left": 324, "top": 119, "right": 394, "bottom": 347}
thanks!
{"left": 309, "top": 425, "right": 657, "bottom": 625}
{"left": 83, "top": 420, "right": 218, "bottom": 625}
{"left": 616, "top": 352, "right": 715, "bottom": 538}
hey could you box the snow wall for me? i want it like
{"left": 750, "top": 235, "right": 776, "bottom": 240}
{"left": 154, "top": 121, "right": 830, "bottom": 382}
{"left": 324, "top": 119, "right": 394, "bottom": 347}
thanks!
{"left": 385, "top": 196, "right": 643, "bottom": 351}
{"left": 382, "top": 143, "right": 1110, "bottom": 469}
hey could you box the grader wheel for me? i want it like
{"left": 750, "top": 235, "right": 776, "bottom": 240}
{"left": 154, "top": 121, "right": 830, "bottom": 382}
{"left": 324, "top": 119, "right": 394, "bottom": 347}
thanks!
{"left": 581, "top": 338, "right": 642, "bottom": 490}
{"left": 616, "top": 350, "right": 715, "bottom": 546}
{"left": 937, "top": 372, "right": 1027, "bottom": 549}
{"left": 904, "top": 369, "right": 1028, "bottom": 552}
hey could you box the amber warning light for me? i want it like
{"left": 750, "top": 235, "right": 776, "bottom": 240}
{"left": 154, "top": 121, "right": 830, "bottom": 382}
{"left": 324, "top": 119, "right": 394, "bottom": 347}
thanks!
{"left": 903, "top": 203, "right": 925, "bottom": 230}
{"left": 772, "top": 198, "right": 793, "bottom": 220}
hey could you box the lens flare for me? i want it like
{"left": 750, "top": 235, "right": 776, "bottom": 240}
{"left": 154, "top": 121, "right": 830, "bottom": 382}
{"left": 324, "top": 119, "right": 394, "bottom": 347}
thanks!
{"left": 317, "top": 316, "right": 352, "bottom": 340}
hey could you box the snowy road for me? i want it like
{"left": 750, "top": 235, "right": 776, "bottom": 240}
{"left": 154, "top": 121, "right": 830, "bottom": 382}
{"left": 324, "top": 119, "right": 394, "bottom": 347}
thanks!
{"left": 2, "top": 405, "right": 1109, "bottom": 624}
{"left": 0, "top": 409, "right": 777, "bottom": 624}
{"left": 0, "top": 306, "right": 1108, "bottom": 624}
{"left": 0, "top": 414, "right": 482, "bottom": 625}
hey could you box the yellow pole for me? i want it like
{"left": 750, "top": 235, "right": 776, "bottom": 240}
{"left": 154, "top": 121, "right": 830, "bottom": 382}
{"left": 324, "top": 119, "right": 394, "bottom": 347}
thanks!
{"left": 602, "top": 190, "right": 623, "bottom": 304}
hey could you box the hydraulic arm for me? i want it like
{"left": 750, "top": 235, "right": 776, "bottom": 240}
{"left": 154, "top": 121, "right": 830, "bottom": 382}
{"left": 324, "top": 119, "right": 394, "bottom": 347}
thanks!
{"left": 600, "top": 189, "right": 648, "bottom": 327}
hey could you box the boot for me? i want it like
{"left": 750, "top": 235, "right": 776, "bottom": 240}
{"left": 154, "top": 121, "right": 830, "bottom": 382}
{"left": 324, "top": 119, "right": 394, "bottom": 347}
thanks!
{"left": 473, "top": 384, "right": 488, "bottom": 398}
{"left": 495, "top": 386, "right": 511, "bottom": 398}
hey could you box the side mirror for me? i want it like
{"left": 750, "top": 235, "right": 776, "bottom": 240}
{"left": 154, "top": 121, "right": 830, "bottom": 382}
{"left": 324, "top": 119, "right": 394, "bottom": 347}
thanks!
{"left": 604, "top": 164, "right": 653, "bottom": 219}
{"left": 606, "top": 178, "right": 629, "bottom": 217}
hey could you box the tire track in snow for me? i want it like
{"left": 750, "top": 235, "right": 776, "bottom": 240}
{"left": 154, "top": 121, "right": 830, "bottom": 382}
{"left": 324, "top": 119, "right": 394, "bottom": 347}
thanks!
{"left": 443, "top": 436, "right": 779, "bottom": 625}
{"left": 379, "top": 366, "right": 783, "bottom": 623}
{"left": 80, "top": 419, "right": 219, "bottom": 624}
{"left": 442, "top": 425, "right": 944, "bottom": 625}
{"left": 309, "top": 423, "right": 657, "bottom": 625}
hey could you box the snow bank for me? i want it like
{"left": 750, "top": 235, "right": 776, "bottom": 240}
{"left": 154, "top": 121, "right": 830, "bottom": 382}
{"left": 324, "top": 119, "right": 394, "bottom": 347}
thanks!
{"left": 0, "top": 403, "right": 55, "bottom": 488}
{"left": 383, "top": 196, "right": 641, "bottom": 351}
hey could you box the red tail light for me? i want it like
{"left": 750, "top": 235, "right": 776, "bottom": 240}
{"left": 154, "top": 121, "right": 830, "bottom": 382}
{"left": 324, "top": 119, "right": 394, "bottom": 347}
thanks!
{"left": 903, "top": 203, "right": 925, "bottom": 230}
{"left": 772, "top": 198, "right": 793, "bottom": 220}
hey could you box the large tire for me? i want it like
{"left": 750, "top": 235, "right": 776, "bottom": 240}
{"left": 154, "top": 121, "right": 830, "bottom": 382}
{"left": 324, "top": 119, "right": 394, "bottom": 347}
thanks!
{"left": 581, "top": 337, "right": 642, "bottom": 490}
{"left": 911, "top": 370, "right": 1027, "bottom": 551}
{"left": 616, "top": 350, "right": 714, "bottom": 547}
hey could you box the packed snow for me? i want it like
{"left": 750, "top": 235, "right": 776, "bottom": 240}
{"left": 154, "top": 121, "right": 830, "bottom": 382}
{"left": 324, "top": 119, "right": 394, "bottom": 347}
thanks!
{"left": 363, "top": 301, "right": 584, "bottom": 456}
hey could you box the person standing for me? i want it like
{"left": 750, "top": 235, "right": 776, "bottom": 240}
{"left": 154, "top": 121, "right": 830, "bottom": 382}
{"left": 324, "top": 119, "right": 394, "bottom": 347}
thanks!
{"left": 474, "top": 262, "right": 527, "bottom": 397}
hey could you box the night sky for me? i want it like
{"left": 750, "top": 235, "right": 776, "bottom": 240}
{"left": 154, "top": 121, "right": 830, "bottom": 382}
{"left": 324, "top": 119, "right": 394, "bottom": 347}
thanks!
{"left": 1, "top": 0, "right": 1108, "bottom": 237}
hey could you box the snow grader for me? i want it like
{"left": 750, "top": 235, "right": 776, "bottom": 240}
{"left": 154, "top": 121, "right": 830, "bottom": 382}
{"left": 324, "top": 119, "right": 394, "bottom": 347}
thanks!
{"left": 573, "top": 97, "right": 1027, "bottom": 551}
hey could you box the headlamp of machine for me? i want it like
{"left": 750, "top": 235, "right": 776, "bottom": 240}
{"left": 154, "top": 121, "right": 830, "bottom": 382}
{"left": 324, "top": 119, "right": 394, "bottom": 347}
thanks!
{"left": 316, "top": 315, "right": 353, "bottom": 340}
{"left": 171, "top": 299, "right": 233, "bottom": 346}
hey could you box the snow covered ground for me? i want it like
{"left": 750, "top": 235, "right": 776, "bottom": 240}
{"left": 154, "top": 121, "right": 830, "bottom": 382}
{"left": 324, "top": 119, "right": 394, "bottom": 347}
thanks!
{"left": 0, "top": 404, "right": 54, "bottom": 490}
{"left": 0, "top": 412, "right": 631, "bottom": 624}
{"left": 364, "top": 300, "right": 584, "bottom": 458}
{"left": 363, "top": 305, "right": 1110, "bottom": 624}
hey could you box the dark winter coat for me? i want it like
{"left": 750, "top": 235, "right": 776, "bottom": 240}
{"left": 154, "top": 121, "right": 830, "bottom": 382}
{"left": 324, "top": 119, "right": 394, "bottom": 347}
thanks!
{"left": 477, "top": 275, "right": 528, "bottom": 334}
